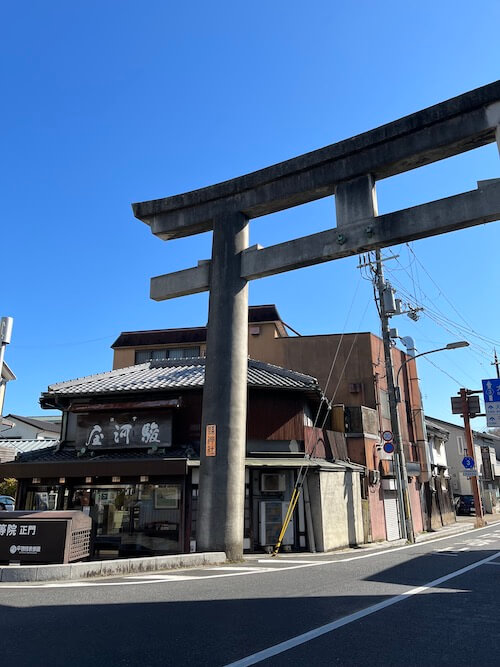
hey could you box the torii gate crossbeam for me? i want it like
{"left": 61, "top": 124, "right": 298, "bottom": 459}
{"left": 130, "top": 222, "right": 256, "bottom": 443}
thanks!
{"left": 132, "top": 81, "right": 500, "bottom": 559}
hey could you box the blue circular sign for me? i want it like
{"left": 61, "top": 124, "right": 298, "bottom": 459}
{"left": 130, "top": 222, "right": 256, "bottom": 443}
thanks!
{"left": 383, "top": 442, "right": 395, "bottom": 454}
{"left": 462, "top": 456, "right": 474, "bottom": 469}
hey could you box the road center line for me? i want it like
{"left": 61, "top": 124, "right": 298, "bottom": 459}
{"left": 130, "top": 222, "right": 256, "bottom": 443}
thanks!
{"left": 224, "top": 551, "right": 500, "bottom": 667}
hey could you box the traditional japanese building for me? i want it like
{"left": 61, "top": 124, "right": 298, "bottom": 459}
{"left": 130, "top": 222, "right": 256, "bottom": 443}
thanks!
{"left": 1, "top": 357, "right": 364, "bottom": 557}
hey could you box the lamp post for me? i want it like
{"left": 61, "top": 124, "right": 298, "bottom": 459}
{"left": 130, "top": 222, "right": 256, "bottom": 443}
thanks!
{"left": 0, "top": 317, "right": 14, "bottom": 415}
{"left": 394, "top": 339, "right": 469, "bottom": 541}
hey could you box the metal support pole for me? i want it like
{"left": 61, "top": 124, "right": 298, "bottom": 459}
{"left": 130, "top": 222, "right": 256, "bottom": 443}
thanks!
{"left": 0, "top": 316, "right": 14, "bottom": 417}
{"left": 197, "top": 212, "right": 249, "bottom": 561}
{"left": 460, "top": 388, "right": 486, "bottom": 528}
{"left": 375, "top": 250, "right": 415, "bottom": 543}
{"left": 0, "top": 343, "right": 6, "bottom": 416}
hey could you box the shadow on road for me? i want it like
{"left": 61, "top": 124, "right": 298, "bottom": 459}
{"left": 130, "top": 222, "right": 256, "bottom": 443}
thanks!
{"left": 1, "top": 549, "right": 499, "bottom": 666}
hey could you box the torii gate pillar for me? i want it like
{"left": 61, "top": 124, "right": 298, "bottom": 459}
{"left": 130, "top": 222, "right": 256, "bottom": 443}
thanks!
{"left": 197, "top": 212, "right": 249, "bottom": 560}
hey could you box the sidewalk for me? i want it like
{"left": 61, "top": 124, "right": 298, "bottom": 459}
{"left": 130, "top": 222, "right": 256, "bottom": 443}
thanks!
{"left": 382, "top": 514, "right": 500, "bottom": 547}
{"left": 0, "top": 551, "right": 226, "bottom": 584}
{"left": 2, "top": 515, "right": 499, "bottom": 584}
{"left": 248, "top": 514, "right": 500, "bottom": 561}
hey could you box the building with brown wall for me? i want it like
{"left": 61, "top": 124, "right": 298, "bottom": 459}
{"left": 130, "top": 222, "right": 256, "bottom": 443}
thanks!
{"left": 111, "top": 305, "right": 427, "bottom": 541}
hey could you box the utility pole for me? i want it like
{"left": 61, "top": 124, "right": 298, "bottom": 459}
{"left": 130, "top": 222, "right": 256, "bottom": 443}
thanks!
{"left": 459, "top": 388, "right": 486, "bottom": 528}
{"left": 374, "top": 250, "right": 415, "bottom": 542}
{"left": 492, "top": 349, "right": 500, "bottom": 379}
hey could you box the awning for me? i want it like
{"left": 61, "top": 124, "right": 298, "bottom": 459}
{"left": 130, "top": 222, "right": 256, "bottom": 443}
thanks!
{"left": 242, "top": 457, "right": 365, "bottom": 472}
{"left": 0, "top": 454, "right": 189, "bottom": 479}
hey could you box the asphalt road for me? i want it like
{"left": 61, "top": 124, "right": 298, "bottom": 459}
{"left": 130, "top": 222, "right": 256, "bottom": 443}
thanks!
{"left": 1, "top": 522, "right": 500, "bottom": 666}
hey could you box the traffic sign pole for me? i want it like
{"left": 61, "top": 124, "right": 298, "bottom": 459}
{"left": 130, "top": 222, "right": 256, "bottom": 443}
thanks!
{"left": 460, "top": 388, "right": 485, "bottom": 527}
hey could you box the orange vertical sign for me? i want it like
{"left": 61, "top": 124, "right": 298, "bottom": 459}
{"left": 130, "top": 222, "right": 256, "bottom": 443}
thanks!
{"left": 206, "top": 424, "right": 216, "bottom": 457}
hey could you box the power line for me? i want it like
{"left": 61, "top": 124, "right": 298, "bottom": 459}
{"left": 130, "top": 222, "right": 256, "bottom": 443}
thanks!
{"left": 421, "top": 355, "right": 466, "bottom": 387}
{"left": 13, "top": 335, "right": 116, "bottom": 350}
{"left": 385, "top": 250, "right": 500, "bottom": 349}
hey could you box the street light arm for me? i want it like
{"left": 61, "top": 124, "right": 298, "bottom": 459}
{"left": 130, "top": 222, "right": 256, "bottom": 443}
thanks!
{"left": 396, "top": 347, "right": 445, "bottom": 388}
{"left": 395, "top": 342, "right": 469, "bottom": 389}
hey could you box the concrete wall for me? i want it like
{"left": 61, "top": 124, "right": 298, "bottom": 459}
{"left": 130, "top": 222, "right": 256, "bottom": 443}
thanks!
{"left": 254, "top": 333, "right": 375, "bottom": 409}
{"left": 308, "top": 470, "right": 364, "bottom": 552}
{"left": 247, "top": 322, "right": 283, "bottom": 360}
{"left": 408, "top": 478, "right": 424, "bottom": 533}
{"left": 368, "top": 484, "right": 387, "bottom": 541}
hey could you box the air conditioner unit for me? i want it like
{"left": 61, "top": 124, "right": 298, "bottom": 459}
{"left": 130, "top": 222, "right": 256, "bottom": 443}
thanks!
{"left": 261, "top": 473, "right": 286, "bottom": 492}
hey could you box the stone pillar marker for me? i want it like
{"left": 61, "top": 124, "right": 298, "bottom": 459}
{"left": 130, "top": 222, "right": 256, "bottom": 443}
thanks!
{"left": 197, "top": 212, "right": 249, "bottom": 561}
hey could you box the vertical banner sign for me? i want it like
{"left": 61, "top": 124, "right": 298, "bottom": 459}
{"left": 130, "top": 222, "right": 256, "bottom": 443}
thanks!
{"left": 482, "top": 379, "right": 500, "bottom": 427}
{"left": 206, "top": 424, "right": 216, "bottom": 457}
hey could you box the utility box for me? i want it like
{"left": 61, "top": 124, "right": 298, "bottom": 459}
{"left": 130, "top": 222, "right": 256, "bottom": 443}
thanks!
{"left": 0, "top": 510, "right": 91, "bottom": 565}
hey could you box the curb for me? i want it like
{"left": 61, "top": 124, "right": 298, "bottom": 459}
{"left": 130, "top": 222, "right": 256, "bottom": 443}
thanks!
{"left": 415, "top": 517, "right": 500, "bottom": 544}
{"left": 0, "top": 551, "right": 226, "bottom": 583}
{"left": 415, "top": 523, "right": 472, "bottom": 543}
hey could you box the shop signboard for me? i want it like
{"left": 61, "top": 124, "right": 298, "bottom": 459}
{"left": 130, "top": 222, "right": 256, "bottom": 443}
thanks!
{"left": 76, "top": 411, "right": 173, "bottom": 450}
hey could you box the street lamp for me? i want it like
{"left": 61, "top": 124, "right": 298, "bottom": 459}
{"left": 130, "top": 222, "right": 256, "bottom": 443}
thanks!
{"left": 393, "top": 339, "right": 469, "bottom": 542}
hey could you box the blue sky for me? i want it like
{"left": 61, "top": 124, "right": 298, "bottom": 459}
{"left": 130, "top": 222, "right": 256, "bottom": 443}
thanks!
{"left": 1, "top": 1, "right": 499, "bottom": 429}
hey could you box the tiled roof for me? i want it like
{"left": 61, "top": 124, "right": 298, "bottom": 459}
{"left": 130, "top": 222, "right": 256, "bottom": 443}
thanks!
{"left": 42, "top": 358, "right": 319, "bottom": 398}
{"left": 11, "top": 445, "right": 190, "bottom": 465}
{"left": 425, "top": 418, "right": 450, "bottom": 437}
{"left": 6, "top": 414, "right": 60, "bottom": 433}
{"left": 0, "top": 439, "right": 60, "bottom": 453}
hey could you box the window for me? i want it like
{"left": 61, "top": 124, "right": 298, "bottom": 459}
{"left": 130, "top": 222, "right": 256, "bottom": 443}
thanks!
{"left": 136, "top": 349, "right": 153, "bottom": 363}
{"left": 135, "top": 347, "right": 200, "bottom": 364}
{"left": 457, "top": 435, "right": 466, "bottom": 455}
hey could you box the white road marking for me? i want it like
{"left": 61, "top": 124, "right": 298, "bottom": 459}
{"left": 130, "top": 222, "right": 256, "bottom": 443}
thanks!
{"left": 224, "top": 551, "right": 500, "bottom": 667}
{"left": 126, "top": 574, "right": 196, "bottom": 581}
{"left": 2, "top": 521, "right": 500, "bottom": 589}
{"left": 256, "top": 559, "right": 319, "bottom": 564}
{"left": 205, "top": 566, "right": 263, "bottom": 571}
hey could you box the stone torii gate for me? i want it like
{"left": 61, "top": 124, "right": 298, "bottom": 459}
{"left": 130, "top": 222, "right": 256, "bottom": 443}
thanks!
{"left": 133, "top": 81, "right": 500, "bottom": 560}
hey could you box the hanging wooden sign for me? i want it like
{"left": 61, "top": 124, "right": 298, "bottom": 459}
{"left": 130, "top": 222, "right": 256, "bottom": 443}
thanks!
{"left": 206, "top": 424, "right": 216, "bottom": 457}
